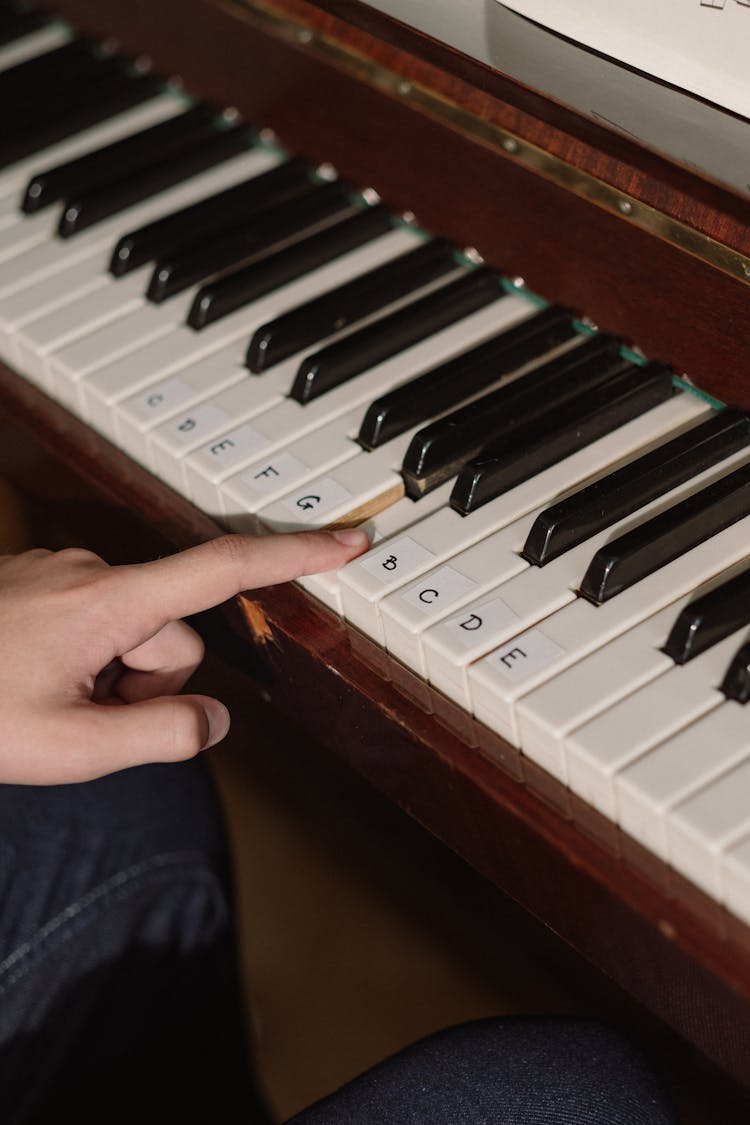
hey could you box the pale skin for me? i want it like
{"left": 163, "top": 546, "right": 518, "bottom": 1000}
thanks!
{"left": 0, "top": 527, "right": 370, "bottom": 787}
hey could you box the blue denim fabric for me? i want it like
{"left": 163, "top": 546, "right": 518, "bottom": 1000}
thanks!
{"left": 0, "top": 758, "right": 271, "bottom": 1125}
{"left": 288, "top": 1017, "right": 678, "bottom": 1125}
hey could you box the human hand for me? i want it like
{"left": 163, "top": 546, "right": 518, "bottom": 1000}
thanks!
{"left": 0, "top": 529, "right": 369, "bottom": 786}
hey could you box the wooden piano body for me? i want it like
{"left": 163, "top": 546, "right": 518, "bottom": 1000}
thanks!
{"left": 5, "top": 0, "right": 750, "bottom": 1103}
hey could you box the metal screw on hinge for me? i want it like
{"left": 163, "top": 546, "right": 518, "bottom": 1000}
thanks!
{"left": 618, "top": 199, "right": 633, "bottom": 215}
{"left": 502, "top": 137, "right": 519, "bottom": 154}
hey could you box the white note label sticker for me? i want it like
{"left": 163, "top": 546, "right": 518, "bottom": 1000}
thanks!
{"left": 130, "top": 375, "right": 193, "bottom": 424}
{"left": 165, "top": 402, "right": 233, "bottom": 447}
{"left": 281, "top": 477, "right": 352, "bottom": 522}
{"left": 481, "top": 629, "right": 565, "bottom": 684}
{"left": 357, "top": 536, "right": 436, "bottom": 585}
{"left": 238, "top": 451, "right": 309, "bottom": 498}
{"left": 195, "top": 422, "right": 268, "bottom": 472}
{"left": 401, "top": 565, "right": 477, "bottom": 614}
{"left": 444, "top": 596, "right": 520, "bottom": 648}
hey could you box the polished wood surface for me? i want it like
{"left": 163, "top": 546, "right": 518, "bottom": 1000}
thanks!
{"left": 7, "top": 0, "right": 750, "bottom": 1094}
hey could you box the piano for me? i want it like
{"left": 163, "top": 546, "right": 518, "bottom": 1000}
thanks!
{"left": 4, "top": 0, "right": 750, "bottom": 1106}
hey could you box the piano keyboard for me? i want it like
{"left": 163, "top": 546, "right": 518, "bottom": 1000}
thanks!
{"left": 5, "top": 6, "right": 750, "bottom": 930}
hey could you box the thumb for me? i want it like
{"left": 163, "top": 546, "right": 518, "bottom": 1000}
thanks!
{"left": 66, "top": 694, "right": 231, "bottom": 779}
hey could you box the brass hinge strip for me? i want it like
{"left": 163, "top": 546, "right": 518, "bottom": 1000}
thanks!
{"left": 228, "top": 0, "right": 750, "bottom": 287}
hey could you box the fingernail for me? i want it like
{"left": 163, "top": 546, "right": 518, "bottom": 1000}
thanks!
{"left": 332, "top": 528, "right": 370, "bottom": 549}
{"left": 203, "top": 700, "right": 230, "bottom": 749}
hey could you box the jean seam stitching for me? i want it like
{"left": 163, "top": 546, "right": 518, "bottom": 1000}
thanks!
{"left": 0, "top": 849, "right": 218, "bottom": 995}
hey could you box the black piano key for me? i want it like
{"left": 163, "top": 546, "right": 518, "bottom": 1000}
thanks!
{"left": 289, "top": 267, "right": 502, "bottom": 405}
{"left": 579, "top": 458, "right": 750, "bottom": 605}
{"left": 145, "top": 178, "right": 353, "bottom": 303}
{"left": 187, "top": 203, "right": 394, "bottom": 329}
{"left": 58, "top": 122, "right": 254, "bottom": 237}
{"left": 664, "top": 565, "right": 750, "bottom": 665}
{"left": 450, "top": 361, "right": 673, "bottom": 516}
{"left": 721, "top": 640, "right": 750, "bottom": 703}
{"left": 357, "top": 304, "right": 575, "bottom": 451}
{"left": 401, "top": 334, "right": 625, "bottom": 500}
{"left": 21, "top": 102, "right": 221, "bottom": 214}
{"left": 108, "top": 156, "right": 313, "bottom": 277}
{"left": 0, "top": 5, "right": 48, "bottom": 46}
{"left": 245, "top": 237, "right": 459, "bottom": 373}
{"left": 0, "top": 36, "right": 97, "bottom": 102}
{"left": 0, "top": 48, "right": 161, "bottom": 170}
{"left": 523, "top": 405, "right": 750, "bottom": 567}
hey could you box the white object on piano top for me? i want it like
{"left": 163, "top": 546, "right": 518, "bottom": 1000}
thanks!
{"left": 497, "top": 0, "right": 750, "bottom": 120}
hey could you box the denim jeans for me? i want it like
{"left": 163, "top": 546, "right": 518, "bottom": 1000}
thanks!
{"left": 288, "top": 1017, "right": 678, "bottom": 1124}
{"left": 0, "top": 760, "right": 677, "bottom": 1124}
{"left": 0, "top": 758, "right": 270, "bottom": 1124}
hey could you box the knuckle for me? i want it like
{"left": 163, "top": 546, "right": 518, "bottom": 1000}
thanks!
{"left": 53, "top": 546, "right": 106, "bottom": 569}
{"left": 205, "top": 533, "right": 248, "bottom": 572}
{"left": 174, "top": 621, "right": 205, "bottom": 668}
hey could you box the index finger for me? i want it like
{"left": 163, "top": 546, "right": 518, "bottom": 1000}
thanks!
{"left": 112, "top": 528, "right": 370, "bottom": 627}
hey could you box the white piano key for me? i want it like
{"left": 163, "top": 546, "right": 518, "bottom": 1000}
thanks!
{"left": 0, "top": 201, "right": 57, "bottom": 261}
{"left": 465, "top": 515, "right": 750, "bottom": 746}
{"left": 337, "top": 393, "right": 708, "bottom": 641}
{"left": 616, "top": 700, "right": 750, "bottom": 861}
{"left": 561, "top": 619, "right": 750, "bottom": 811}
{"left": 517, "top": 603, "right": 681, "bottom": 787}
{"left": 13, "top": 266, "right": 150, "bottom": 384}
{"left": 43, "top": 294, "right": 196, "bottom": 407}
{"left": 722, "top": 834, "right": 750, "bottom": 926}
{"left": 82, "top": 225, "right": 422, "bottom": 434}
{"left": 0, "top": 22, "right": 70, "bottom": 77}
{"left": 669, "top": 753, "right": 750, "bottom": 899}
{"left": 0, "top": 253, "right": 115, "bottom": 362}
{"left": 181, "top": 296, "right": 530, "bottom": 515}
{"left": 73, "top": 294, "right": 240, "bottom": 424}
{"left": 0, "top": 145, "right": 279, "bottom": 318}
